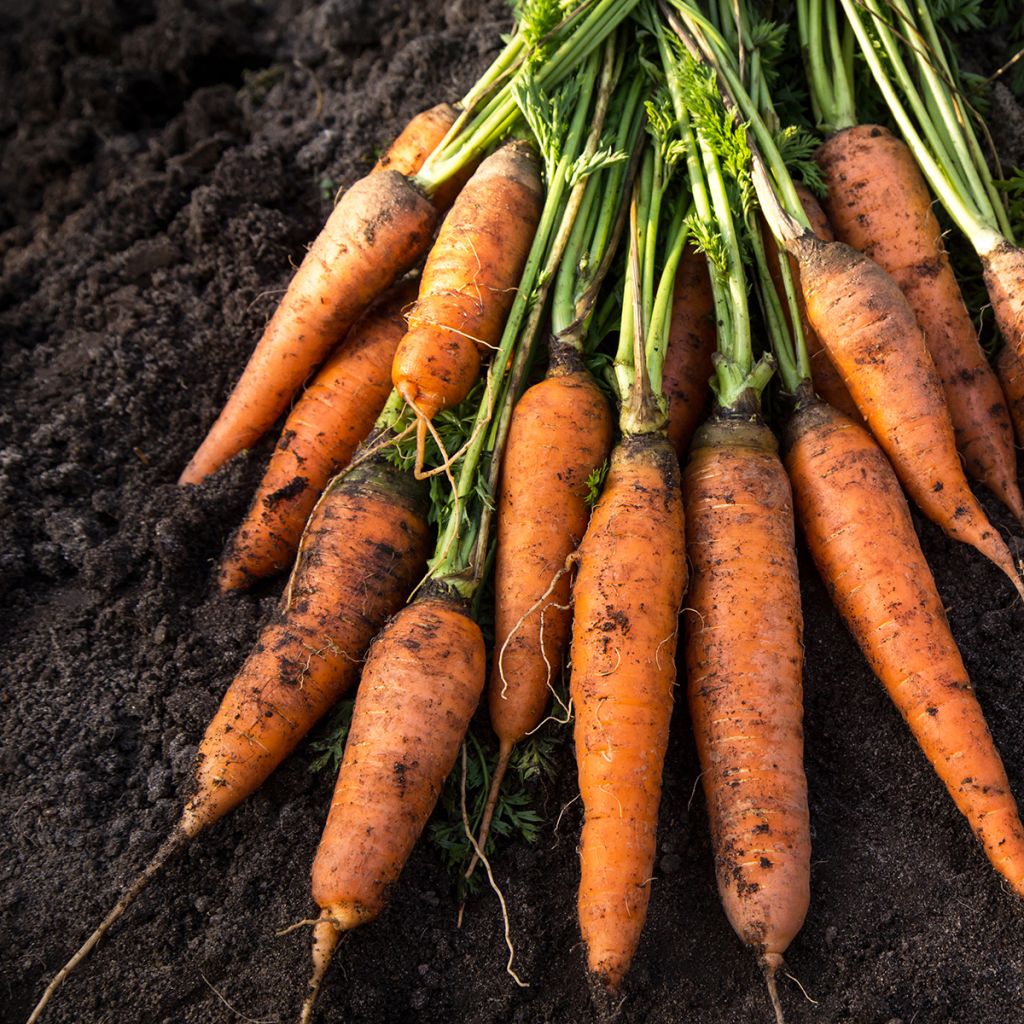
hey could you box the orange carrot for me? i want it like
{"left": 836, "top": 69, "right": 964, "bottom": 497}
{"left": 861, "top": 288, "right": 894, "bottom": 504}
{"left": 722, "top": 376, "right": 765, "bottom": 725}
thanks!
{"left": 661, "top": 245, "right": 716, "bottom": 458}
{"left": 180, "top": 171, "right": 436, "bottom": 487}
{"left": 392, "top": 141, "right": 543, "bottom": 435}
{"left": 791, "top": 231, "right": 1024, "bottom": 598}
{"left": 762, "top": 185, "right": 862, "bottom": 424}
{"left": 997, "top": 344, "right": 1024, "bottom": 449}
{"left": 570, "top": 433, "right": 687, "bottom": 995}
{"left": 300, "top": 589, "right": 485, "bottom": 1022}
{"left": 476, "top": 350, "right": 614, "bottom": 858}
{"left": 218, "top": 278, "right": 418, "bottom": 591}
{"left": 26, "top": 455, "right": 431, "bottom": 1024}
{"left": 817, "top": 125, "right": 1024, "bottom": 521}
{"left": 684, "top": 414, "right": 809, "bottom": 1021}
{"left": 786, "top": 397, "right": 1024, "bottom": 896}
{"left": 982, "top": 242, "right": 1024, "bottom": 362}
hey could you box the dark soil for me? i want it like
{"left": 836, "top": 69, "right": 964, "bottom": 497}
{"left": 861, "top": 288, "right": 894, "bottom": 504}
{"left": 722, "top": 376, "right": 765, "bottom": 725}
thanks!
{"left": 3, "top": 2, "right": 1024, "bottom": 1023}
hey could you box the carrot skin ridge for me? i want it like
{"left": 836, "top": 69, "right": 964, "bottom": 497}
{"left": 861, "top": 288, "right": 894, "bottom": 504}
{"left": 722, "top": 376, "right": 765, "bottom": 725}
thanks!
{"left": 570, "top": 433, "right": 687, "bottom": 994}
{"left": 684, "top": 415, "right": 810, "bottom": 967}
{"left": 181, "top": 456, "right": 432, "bottom": 835}
{"left": 180, "top": 170, "right": 437, "bottom": 486}
{"left": 792, "top": 232, "right": 1024, "bottom": 597}
{"left": 392, "top": 141, "right": 544, "bottom": 421}
{"left": 662, "top": 245, "right": 717, "bottom": 459}
{"left": 817, "top": 125, "right": 1024, "bottom": 522}
{"left": 786, "top": 399, "right": 1024, "bottom": 896}
{"left": 218, "top": 278, "right": 419, "bottom": 591}
{"left": 490, "top": 356, "right": 614, "bottom": 745}
{"left": 310, "top": 590, "right": 485, "bottom": 926}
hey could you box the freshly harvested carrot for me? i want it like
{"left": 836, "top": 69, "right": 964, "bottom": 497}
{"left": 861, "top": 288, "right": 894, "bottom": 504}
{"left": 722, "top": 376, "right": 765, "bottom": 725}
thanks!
{"left": 487, "top": 350, "right": 613, "bottom": 818}
{"left": 817, "top": 124, "right": 1024, "bottom": 521}
{"left": 997, "top": 344, "right": 1024, "bottom": 448}
{"left": 392, "top": 140, "right": 543, "bottom": 432}
{"left": 661, "top": 244, "right": 716, "bottom": 458}
{"left": 982, "top": 243, "right": 1024, "bottom": 361}
{"left": 786, "top": 398, "right": 1024, "bottom": 896}
{"left": 218, "top": 278, "right": 418, "bottom": 591}
{"left": 762, "top": 185, "right": 862, "bottom": 424}
{"left": 571, "top": 433, "right": 687, "bottom": 994}
{"left": 791, "top": 232, "right": 1024, "bottom": 598}
{"left": 684, "top": 415, "right": 810, "bottom": 1016}
{"left": 26, "top": 455, "right": 431, "bottom": 1024}
{"left": 180, "top": 171, "right": 437, "bottom": 486}
{"left": 301, "top": 589, "right": 485, "bottom": 1022}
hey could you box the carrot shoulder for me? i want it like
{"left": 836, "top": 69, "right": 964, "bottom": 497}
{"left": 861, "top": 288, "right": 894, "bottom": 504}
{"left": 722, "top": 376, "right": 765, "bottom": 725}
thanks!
{"left": 218, "top": 278, "right": 418, "bottom": 591}
{"left": 180, "top": 170, "right": 437, "bottom": 486}
{"left": 786, "top": 399, "right": 1024, "bottom": 896}
{"left": 792, "top": 233, "right": 1024, "bottom": 598}
{"left": 817, "top": 124, "right": 1023, "bottom": 521}
{"left": 685, "top": 415, "right": 810, "bottom": 1006}
{"left": 571, "top": 433, "right": 686, "bottom": 995}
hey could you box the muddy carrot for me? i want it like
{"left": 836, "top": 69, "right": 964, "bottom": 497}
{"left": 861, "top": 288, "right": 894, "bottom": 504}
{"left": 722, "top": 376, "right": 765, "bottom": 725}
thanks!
{"left": 815, "top": 123, "right": 1024, "bottom": 521}
{"left": 218, "top": 278, "right": 418, "bottom": 591}
{"left": 997, "top": 345, "right": 1024, "bottom": 449}
{"left": 26, "top": 453, "right": 431, "bottom": 1024}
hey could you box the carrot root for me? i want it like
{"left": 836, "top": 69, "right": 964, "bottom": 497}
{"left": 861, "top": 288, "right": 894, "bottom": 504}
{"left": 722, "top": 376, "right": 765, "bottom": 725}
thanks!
{"left": 465, "top": 739, "right": 512, "bottom": 881}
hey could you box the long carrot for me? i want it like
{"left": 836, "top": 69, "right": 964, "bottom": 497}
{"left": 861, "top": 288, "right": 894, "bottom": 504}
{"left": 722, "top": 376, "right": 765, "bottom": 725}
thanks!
{"left": 218, "top": 278, "right": 418, "bottom": 591}
{"left": 816, "top": 123, "right": 1024, "bottom": 521}
{"left": 661, "top": 244, "right": 716, "bottom": 458}
{"left": 684, "top": 416, "right": 809, "bottom": 1018}
{"left": 471, "top": 47, "right": 640, "bottom": 873}
{"left": 301, "top": 588, "right": 485, "bottom": 1022}
{"left": 26, "top": 453, "right": 431, "bottom": 1024}
{"left": 391, "top": 140, "right": 543, "bottom": 456}
{"left": 179, "top": 170, "right": 438, "bottom": 486}
{"left": 786, "top": 397, "right": 1024, "bottom": 896}
{"left": 655, "top": 23, "right": 811, "bottom": 1019}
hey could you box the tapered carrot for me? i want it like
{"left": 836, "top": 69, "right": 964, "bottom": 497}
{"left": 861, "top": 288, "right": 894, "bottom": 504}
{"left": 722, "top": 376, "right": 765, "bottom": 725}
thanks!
{"left": 26, "top": 454, "right": 431, "bottom": 1024}
{"left": 300, "top": 589, "right": 485, "bottom": 1022}
{"left": 786, "top": 398, "right": 1024, "bottom": 896}
{"left": 790, "top": 232, "right": 1024, "bottom": 598}
{"left": 762, "top": 185, "right": 861, "bottom": 423}
{"left": 661, "top": 244, "right": 716, "bottom": 458}
{"left": 218, "top": 279, "right": 418, "bottom": 591}
{"left": 571, "top": 433, "right": 687, "bottom": 995}
{"left": 983, "top": 244, "right": 1024, "bottom": 361}
{"left": 816, "top": 124, "right": 1024, "bottom": 521}
{"left": 180, "top": 171, "right": 437, "bottom": 486}
{"left": 392, "top": 140, "right": 543, "bottom": 440}
{"left": 684, "top": 414, "right": 809, "bottom": 1017}
{"left": 997, "top": 344, "right": 1024, "bottom": 449}
{"left": 486, "top": 351, "right": 613, "bottom": 836}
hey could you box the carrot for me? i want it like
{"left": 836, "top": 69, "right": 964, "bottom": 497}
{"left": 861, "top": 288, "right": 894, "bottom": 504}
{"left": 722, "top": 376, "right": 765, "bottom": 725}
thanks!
{"left": 684, "top": 414, "right": 809, "bottom": 1019}
{"left": 982, "top": 243, "right": 1024, "bottom": 361}
{"left": 997, "top": 344, "right": 1024, "bottom": 449}
{"left": 391, "top": 140, "right": 543, "bottom": 439}
{"left": 762, "top": 184, "right": 862, "bottom": 424}
{"left": 300, "top": 589, "right": 485, "bottom": 1023}
{"left": 790, "top": 232, "right": 1024, "bottom": 599}
{"left": 661, "top": 244, "right": 716, "bottom": 458}
{"left": 485, "top": 350, "right": 613, "bottom": 838}
{"left": 816, "top": 124, "right": 1024, "bottom": 521}
{"left": 179, "top": 170, "right": 438, "bottom": 486}
{"left": 25, "top": 454, "right": 431, "bottom": 1024}
{"left": 218, "top": 278, "right": 418, "bottom": 591}
{"left": 786, "top": 397, "right": 1024, "bottom": 896}
{"left": 570, "top": 432, "right": 687, "bottom": 995}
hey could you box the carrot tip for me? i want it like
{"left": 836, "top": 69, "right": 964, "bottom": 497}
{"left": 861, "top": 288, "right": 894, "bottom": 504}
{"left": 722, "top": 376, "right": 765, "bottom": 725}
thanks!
{"left": 761, "top": 954, "right": 786, "bottom": 1024}
{"left": 298, "top": 915, "right": 343, "bottom": 1024}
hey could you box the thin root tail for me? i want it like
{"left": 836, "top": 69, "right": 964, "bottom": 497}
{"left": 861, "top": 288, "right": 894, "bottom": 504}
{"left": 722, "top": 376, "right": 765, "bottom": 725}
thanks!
{"left": 298, "top": 915, "right": 343, "bottom": 1024}
{"left": 465, "top": 742, "right": 513, "bottom": 880}
{"left": 762, "top": 953, "right": 786, "bottom": 1024}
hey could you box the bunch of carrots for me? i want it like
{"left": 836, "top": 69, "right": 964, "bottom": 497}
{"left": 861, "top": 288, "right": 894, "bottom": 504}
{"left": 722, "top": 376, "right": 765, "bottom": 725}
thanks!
{"left": 24, "top": 1, "right": 1024, "bottom": 1022}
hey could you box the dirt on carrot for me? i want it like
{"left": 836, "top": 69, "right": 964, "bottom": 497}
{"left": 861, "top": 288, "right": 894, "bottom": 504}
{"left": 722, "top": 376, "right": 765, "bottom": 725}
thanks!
{"left": 7, "top": 3, "right": 1024, "bottom": 1024}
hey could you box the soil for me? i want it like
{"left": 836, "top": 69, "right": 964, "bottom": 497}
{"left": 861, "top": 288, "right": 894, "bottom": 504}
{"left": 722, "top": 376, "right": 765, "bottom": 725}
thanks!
{"left": 3, "top": 2, "right": 1024, "bottom": 1023}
